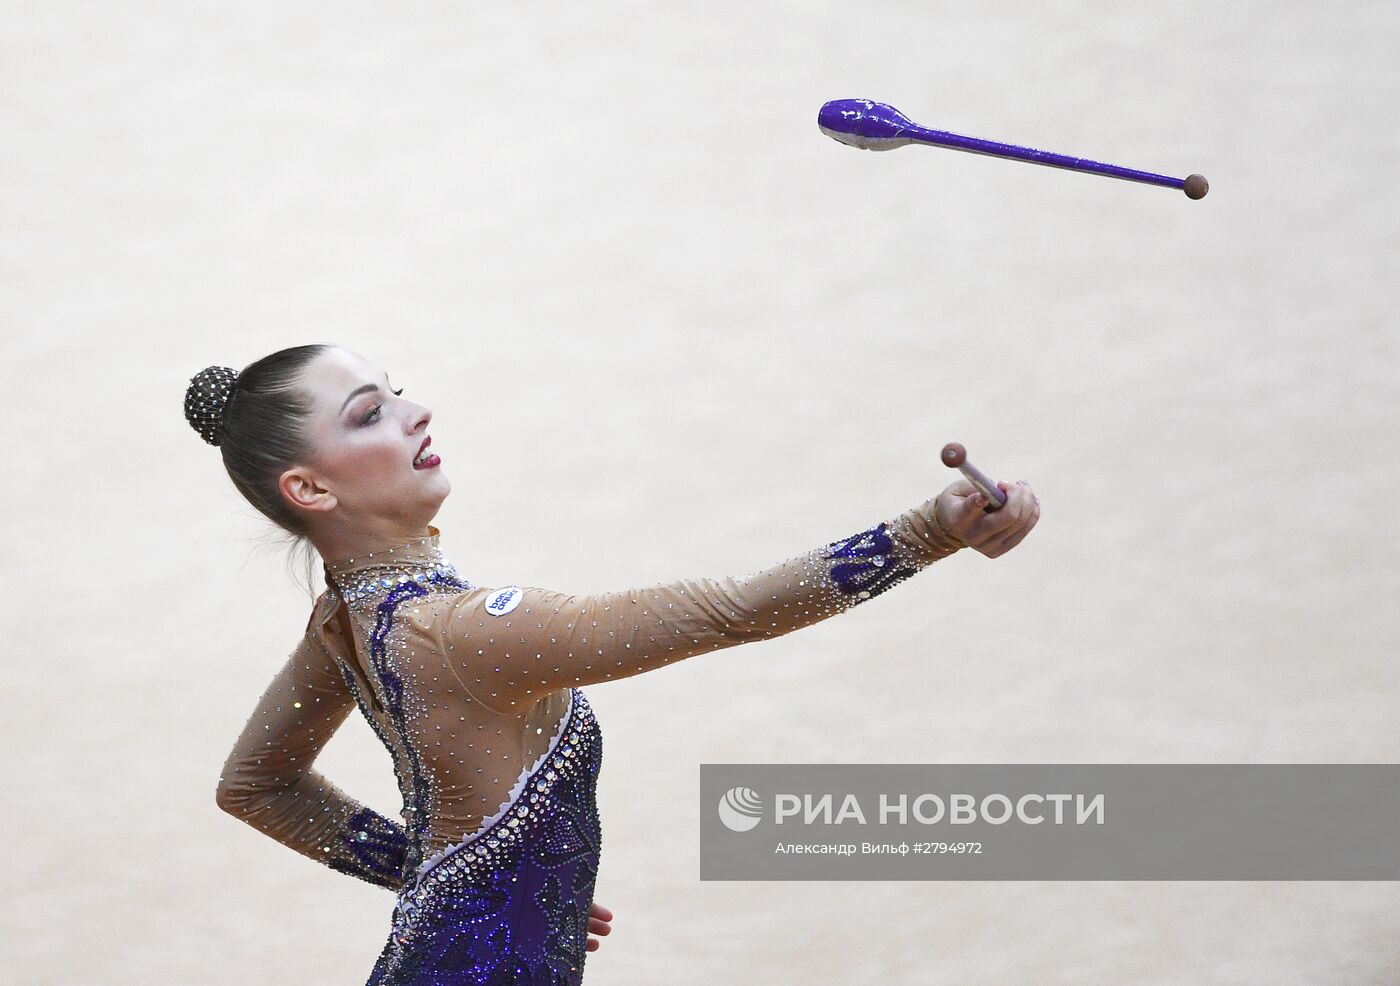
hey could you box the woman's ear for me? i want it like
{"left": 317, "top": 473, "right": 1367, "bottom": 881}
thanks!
{"left": 280, "top": 466, "right": 336, "bottom": 514}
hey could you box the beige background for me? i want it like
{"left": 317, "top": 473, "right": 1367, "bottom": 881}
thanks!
{"left": 5, "top": 2, "right": 1398, "bottom": 983}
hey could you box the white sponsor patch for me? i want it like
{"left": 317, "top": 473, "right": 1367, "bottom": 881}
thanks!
{"left": 484, "top": 585, "right": 524, "bottom": 617}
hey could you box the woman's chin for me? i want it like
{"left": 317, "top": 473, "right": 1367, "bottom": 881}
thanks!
{"left": 399, "top": 467, "right": 450, "bottom": 511}
{"left": 428, "top": 471, "right": 451, "bottom": 504}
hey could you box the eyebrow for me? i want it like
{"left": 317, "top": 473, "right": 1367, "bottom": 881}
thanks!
{"left": 340, "top": 371, "right": 393, "bottom": 415}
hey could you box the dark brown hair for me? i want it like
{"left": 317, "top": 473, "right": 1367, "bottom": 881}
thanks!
{"left": 185, "top": 343, "right": 331, "bottom": 592}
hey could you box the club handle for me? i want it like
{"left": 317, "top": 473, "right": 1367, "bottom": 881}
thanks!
{"left": 941, "top": 442, "right": 1007, "bottom": 512}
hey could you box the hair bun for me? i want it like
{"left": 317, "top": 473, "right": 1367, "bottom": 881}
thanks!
{"left": 185, "top": 365, "right": 240, "bottom": 446}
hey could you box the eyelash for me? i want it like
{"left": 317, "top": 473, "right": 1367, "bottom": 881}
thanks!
{"left": 362, "top": 387, "right": 405, "bottom": 424}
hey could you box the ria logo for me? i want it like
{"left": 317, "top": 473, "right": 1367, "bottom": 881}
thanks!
{"left": 717, "top": 787, "right": 764, "bottom": 832}
{"left": 484, "top": 586, "right": 523, "bottom": 617}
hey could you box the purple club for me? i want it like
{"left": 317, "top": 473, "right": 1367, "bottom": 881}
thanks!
{"left": 817, "top": 98, "right": 1208, "bottom": 199}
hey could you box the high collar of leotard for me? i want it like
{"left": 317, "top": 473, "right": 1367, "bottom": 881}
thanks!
{"left": 322, "top": 524, "right": 449, "bottom": 588}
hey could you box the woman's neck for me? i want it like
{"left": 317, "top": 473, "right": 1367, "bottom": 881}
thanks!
{"left": 315, "top": 519, "right": 436, "bottom": 570}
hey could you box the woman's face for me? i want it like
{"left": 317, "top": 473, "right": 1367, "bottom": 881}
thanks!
{"left": 282, "top": 346, "right": 451, "bottom": 533}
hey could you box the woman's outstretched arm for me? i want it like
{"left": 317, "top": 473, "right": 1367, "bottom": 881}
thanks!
{"left": 430, "top": 480, "right": 1038, "bottom": 716}
{"left": 215, "top": 605, "right": 410, "bottom": 891}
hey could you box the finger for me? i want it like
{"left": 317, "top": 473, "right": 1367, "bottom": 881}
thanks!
{"left": 587, "top": 937, "right": 599, "bottom": 952}
{"left": 991, "top": 484, "right": 1035, "bottom": 535}
{"left": 588, "top": 917, "right": 612, "bottom": 935}
{"left": 977, "top": 482, "right": 1030, "bottom": 533}
{"left": 970, "top": 479, "right": 1009, "bottom": 515}
{"left": 988, "top": 520, "right": 1031, "bottom": 556}
{"left": 941, "top": 478, "right": 978, "bottom": 501}
{"left": 1006, "top": 481, "right": 1035, "bottom": 520}
{"left": 958, "top": 480, "right": 1036, "bottom": 548}
{"left": 589, "top": 903, "right": 614, "bottom": 921}
{"left": 970, "top": 485, "right": 1032, "bottom": 555}
{"left": 986, "top": 481, "right": 1021, "bottom": 518}
{"left": 951, "top": 498, "right": 998, "bottom": 544}
{"left": 982, "top": 490, "right": 1039, "bottom": 555}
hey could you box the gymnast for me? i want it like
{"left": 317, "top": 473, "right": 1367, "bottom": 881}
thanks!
{"left": 190, "top": 343, "right": 1040, "bottom": 983}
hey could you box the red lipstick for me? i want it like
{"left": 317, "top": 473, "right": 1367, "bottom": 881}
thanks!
{"left": 413, "top": 435, "right": 440, "bottom": 470}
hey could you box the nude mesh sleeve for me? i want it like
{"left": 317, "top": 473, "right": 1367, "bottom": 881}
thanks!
{"left": 215, "top": 611, "right": 410, "bottom": 892}
{"left": 434, "top": 495, "right": 965, "bottom": 715}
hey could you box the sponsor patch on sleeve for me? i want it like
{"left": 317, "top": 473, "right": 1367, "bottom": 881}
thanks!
{"left": 483, "top": 585, "right": 524, "bottom": 617}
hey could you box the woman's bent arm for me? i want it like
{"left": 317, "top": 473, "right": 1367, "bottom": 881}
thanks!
{"left": 431, "top": 494, "right": 966, "bottom": 715}
{"left": 215, "top": 615, "right": 410, "bottom": 891}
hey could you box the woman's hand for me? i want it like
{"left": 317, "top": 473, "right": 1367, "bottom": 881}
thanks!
{"left": 586, "top": 901, "right": 613, "bottom": 951}
{"left": 933, "top": 478, "right": 1040, "bottom": 558}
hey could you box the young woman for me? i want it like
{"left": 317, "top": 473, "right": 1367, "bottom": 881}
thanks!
{"left": 190, "top": 343, "right": 1040, "bottom": 984}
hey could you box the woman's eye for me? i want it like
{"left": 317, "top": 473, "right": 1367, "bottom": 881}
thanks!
{"left": 363, "top": 403, "right": 383, "bottom": 424}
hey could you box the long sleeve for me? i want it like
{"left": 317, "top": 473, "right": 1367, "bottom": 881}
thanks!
{"left": 430, "top": 494, "right": 966, "bottom": 715}
{"left": 215, "top": 607, "right": 410, "bottom": 892}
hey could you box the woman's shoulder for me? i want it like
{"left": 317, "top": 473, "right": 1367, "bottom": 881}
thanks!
{"left": 303, "top": 579, "right": 527, "bottom": 640}
{"left": 408, "top": 581, "right": 543, "bottom": 642}
{"left": 422, "top": 579, "right": 510, "bottom": 619}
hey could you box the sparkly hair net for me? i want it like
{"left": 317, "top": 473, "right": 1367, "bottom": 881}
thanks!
{"left": 185, "top": 365, "right": 240, "bottom": 446}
